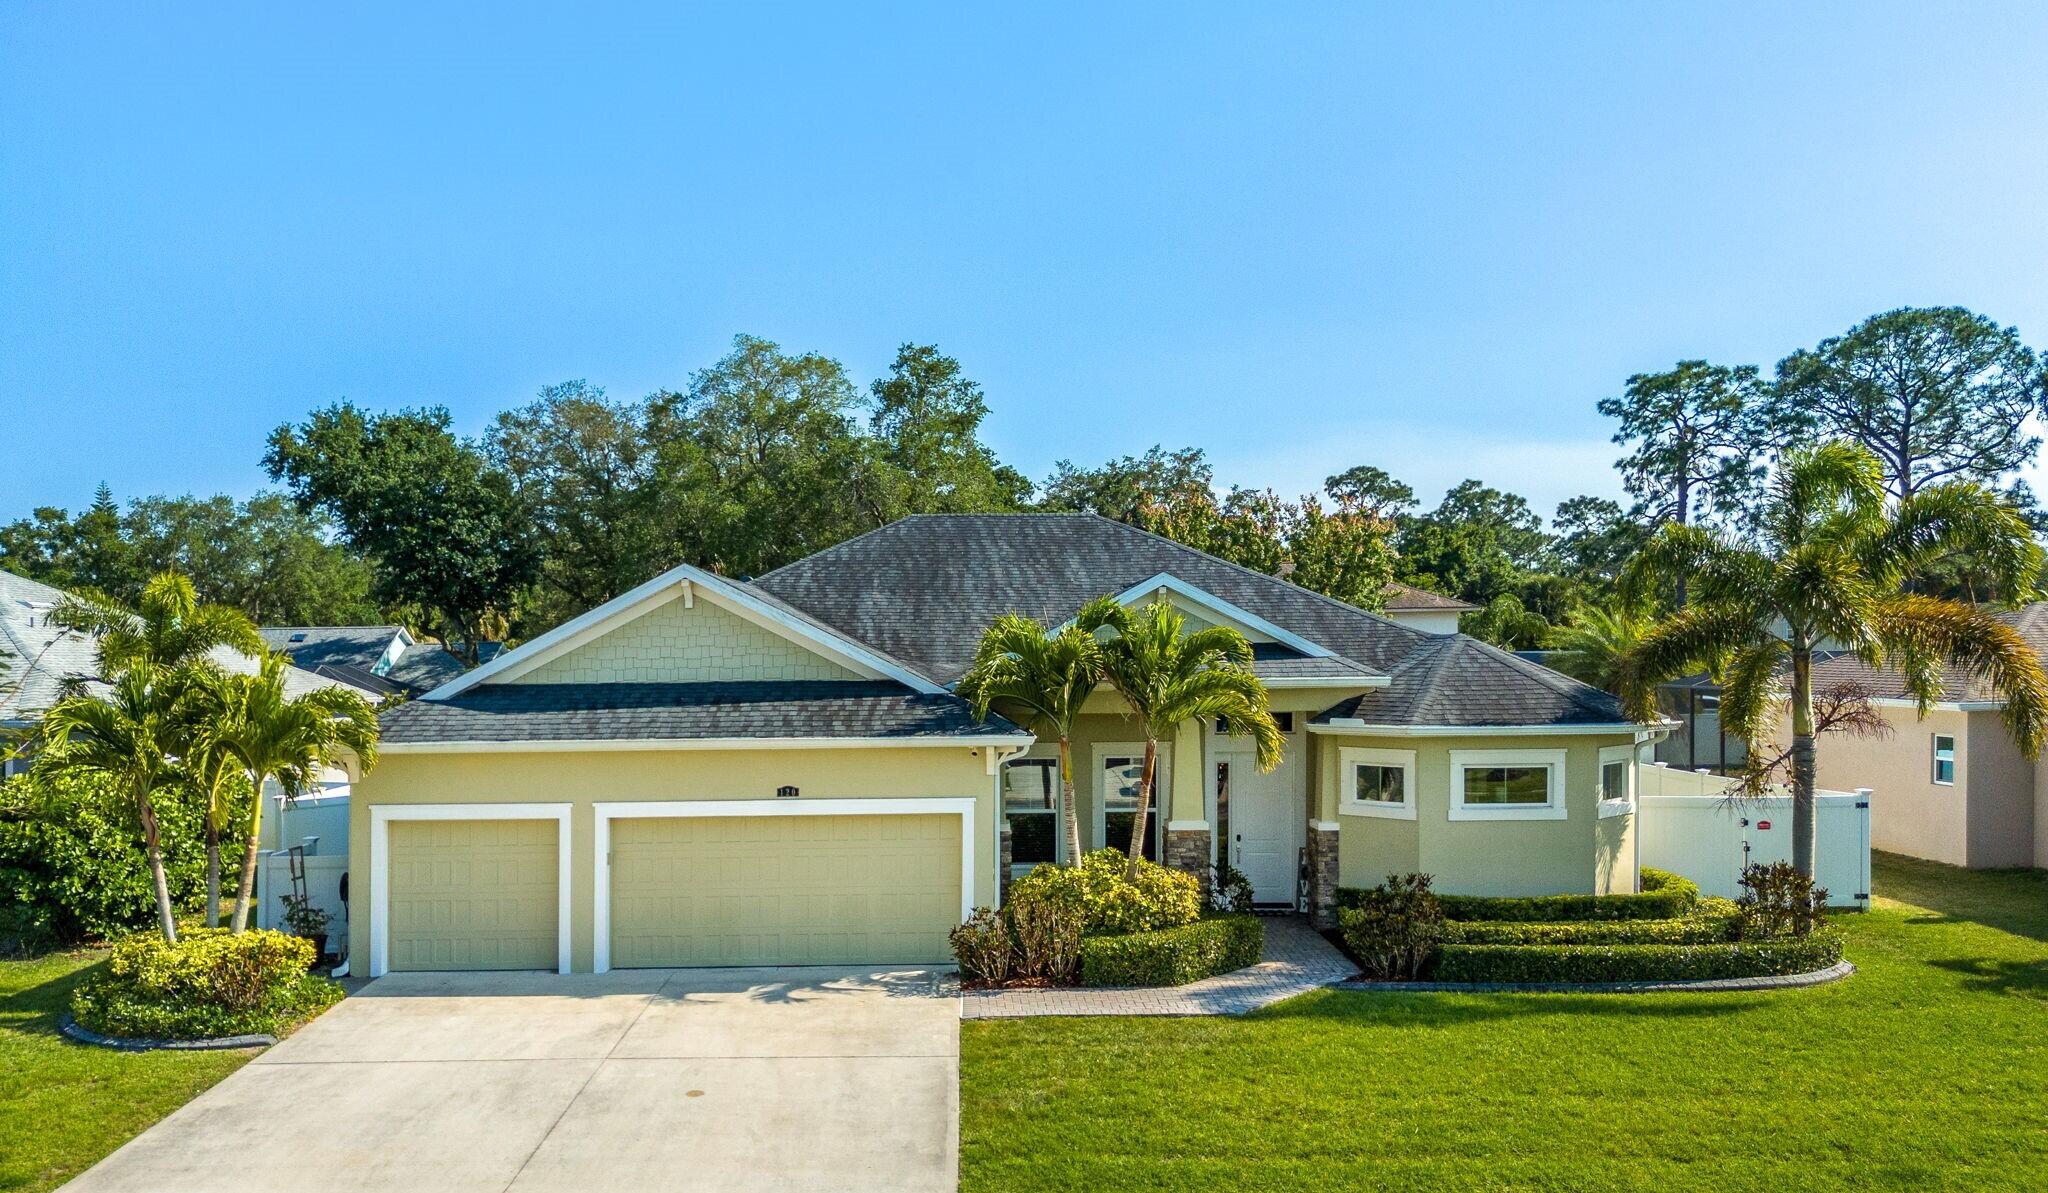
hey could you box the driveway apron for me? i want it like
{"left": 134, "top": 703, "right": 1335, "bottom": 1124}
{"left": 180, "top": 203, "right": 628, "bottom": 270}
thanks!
{"left": 61, "top": 966, "right": 959, "bottom": 1193}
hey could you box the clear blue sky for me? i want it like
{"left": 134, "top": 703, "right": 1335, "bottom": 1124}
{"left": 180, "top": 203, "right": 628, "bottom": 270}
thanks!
{"left": 6, "top": 3, "right": 2048, "bottom": 521}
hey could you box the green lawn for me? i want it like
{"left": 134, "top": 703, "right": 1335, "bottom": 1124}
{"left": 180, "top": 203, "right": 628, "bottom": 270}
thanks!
{"left": 962, "top": 854, "right": 2048, "bottom": 1192}
{"left": 0, "top": 951, "right": 252, "bottom": 1193}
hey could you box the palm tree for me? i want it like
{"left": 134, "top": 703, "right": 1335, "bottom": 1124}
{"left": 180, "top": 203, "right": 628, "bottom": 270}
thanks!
{"left": 32, "top": 667, "right": 195, "bottom": 943}
{"left": 1089, "top": 599, "right": 1283, "bottom": 880}
{"left": 1546, "top": 604, "right": 1653, "bottom": 694}
{"left": 958, "top": 611, "right": 1108, "bottom": 867}
{"left": 179, "top": 669, "right": 249, "bottom": 929}
{"left": 48, "top": 570, "right": 263, "bottom": 677}
{"left": 219, "top": 654, "right": 379, "bottom": 932}
{"left": 1618, "top": 441, "right": 2048, "bottom": 877}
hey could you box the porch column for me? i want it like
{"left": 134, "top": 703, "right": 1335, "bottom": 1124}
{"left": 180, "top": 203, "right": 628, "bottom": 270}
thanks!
{"left": 1164, "top": 723, "right": 1211, "bottom": 897}
{"left": 1307, "top": 733, "right": 1340, "bottom": 927}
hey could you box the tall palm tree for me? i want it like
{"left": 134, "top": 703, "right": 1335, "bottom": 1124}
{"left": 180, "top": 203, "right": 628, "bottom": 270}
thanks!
{"left": 32, "top": 667, "right": 194, "bottom": 943}
{"left": 1619, "top": 441, "right": 2048, "bottom": 877}
{"left": 178, "top": 669, "right": 249, "bottom": 929}
{"left": 220, "top": 654, "right": 379, "bottom": 932}
{"left": 48, "top": 570, "right": 263, "bottom": 678}
{"left": 1546, "top": 604, "right": 1653, "bottom": 695}
{"left": 1089, "top": 599, "right": 1283, "bottom": 879}
{"left": 958, "top": 610, "right": 1108, "bottom": 867}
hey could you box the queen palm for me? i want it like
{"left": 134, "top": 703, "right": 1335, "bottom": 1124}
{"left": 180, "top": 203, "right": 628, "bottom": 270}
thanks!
{"left": 958, "top": 609, "right": 1109, "bottom": 867}
{"left": 1089, "top": 599, "right": 1283, "bottom": 880}
{"left": 221, "top": 654, "right": 380, "bottom": 932}
{"left": 33, "top": 667, "right": 195, "bottom": 943}
{"left": 48, "top": 570, "right": 263, "bottom": 678}
{"left": 1618, "top": 441, "right": 2048, "bottom": 877}
{"left": 1546, "top": 603, "right": 1653, "bottom": 695}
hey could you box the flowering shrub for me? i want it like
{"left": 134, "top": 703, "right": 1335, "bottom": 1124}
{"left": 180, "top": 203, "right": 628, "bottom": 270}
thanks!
{"left": 1008, "top": 848, "right": 1201, "bottom": 936}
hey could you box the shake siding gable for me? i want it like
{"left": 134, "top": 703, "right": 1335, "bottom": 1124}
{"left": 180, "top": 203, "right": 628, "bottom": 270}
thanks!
{"left": 514, "top": 593, "right": 859, "bottom": 685}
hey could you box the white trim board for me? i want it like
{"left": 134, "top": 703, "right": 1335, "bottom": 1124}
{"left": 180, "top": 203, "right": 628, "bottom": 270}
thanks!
{"left": 1448, "top": 748, "right": 1569, "bottom": 821}
{"left": 379, "top": 735, "right": 1035, "bottom": 754}
{"left": 424, "top": 563, "right": 946, "bottom": 699}
{"left": 1310, "top": 721, "right": 1652, "bottom": 737}
{"left": 590, "top": 797, "right": 978, "bottom": 974}
{"left": 367, "top": 803, "right": 573, "bottom": 979}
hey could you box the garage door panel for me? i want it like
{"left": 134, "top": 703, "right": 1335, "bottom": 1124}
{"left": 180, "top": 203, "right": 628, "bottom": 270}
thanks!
{"left": 610, "top": 813, "right": 959, "bottom": 968}
{"left": 388, "top": 819, "right": 558, "bottom": 972}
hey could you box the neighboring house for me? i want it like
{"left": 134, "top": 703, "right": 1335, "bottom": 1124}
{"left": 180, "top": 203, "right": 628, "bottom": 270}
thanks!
{"left": 1379, "top": 582, "right": 1478, "bottom": 635}
{"left": 259, "top": 624, "right": 495, "bottom": 698}
{"left": 349, "top": 514, "right": 1655, "bottom": 977}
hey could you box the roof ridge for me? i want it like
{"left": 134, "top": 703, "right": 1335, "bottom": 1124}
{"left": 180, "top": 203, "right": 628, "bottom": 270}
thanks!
{"left": 1454, "top": 636, "right": 1619, "bottom": 717}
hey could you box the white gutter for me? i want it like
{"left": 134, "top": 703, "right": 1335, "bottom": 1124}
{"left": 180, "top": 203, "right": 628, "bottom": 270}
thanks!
{"left": 379, "top": 734, "right": 1037, "bottom": 754}
{"left": 1307, "top": 721, "right": 1662, "bottom": 738}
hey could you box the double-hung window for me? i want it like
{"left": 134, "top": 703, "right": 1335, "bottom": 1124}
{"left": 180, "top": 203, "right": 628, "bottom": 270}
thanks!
{"left": 1449, "top": 749, "right": 1568, "bottom": 820}
{"left": 1339, "top": 747, "right": 1416, "bottom": 820}
{"left": 1932, "top": 735, "right": 1957, "bottom": 786}
{"left": 1002, "top": 757, "right": 1061, "bottom": 873}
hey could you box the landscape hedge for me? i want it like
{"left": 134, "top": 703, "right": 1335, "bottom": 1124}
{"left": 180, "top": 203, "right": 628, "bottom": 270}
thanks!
{"left": 1079, "top": 915, "right": 1263, "bottom": 987}
{"left": 1432, "top": 931, "right": 1843, "bottom": 984}
{"left": 70, "top": 928, "right": 342, "bottom": 1041}
{"left": 1441, "top": 898, "right": 1740, "bottom": 946}
{"left": 1341, "top": 868, "right": 1702, "bottom": 924}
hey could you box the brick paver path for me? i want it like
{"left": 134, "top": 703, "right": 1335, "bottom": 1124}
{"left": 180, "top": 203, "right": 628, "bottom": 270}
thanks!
{"left": 959, "top": 915, "right": 1353, "bottom": 1019}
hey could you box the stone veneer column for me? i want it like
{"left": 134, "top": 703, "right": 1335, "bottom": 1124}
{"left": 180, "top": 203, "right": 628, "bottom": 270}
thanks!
{"left": 1307, "top": 821, "right": 1340, "bottom": 928}
{"left": 1164, "top": 822, "right": 1213, "bottom": 900}
{"left": 998, "top": 820, "right": 1013, "bottom": 905}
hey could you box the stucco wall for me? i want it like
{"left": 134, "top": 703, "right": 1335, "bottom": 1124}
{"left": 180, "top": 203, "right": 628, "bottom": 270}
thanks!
{"left": 1964, "top": 710, "right": 2037, "bottom": 868}
{"left": 349, "top": 745, "right": 998, "bottom": 972}
{"left": 1810, "top": 705, "right": 1970, "bottom": 867}
{"left": 1324, "top": 732, "right": 1637, "bottom": 896}
{"left": 516, "top": 593, "right": 857, "bottom": 684}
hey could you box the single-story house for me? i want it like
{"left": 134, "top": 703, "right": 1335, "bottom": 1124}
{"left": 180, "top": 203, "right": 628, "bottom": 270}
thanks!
{"left": 260, "top": 624, "right": 494, "bottom": 698}
{"left": 1794, "top": 603, "right": 2048, "bottom": 870}
{"left": 349, "top": 514, "right": 1657, "bottom": 976}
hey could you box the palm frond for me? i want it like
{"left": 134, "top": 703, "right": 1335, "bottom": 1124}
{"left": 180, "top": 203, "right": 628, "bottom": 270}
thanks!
{"left": 1862, "top": 481, "right": 2044, "bottom": 599}
{"left": 1616, "top": 602, "right": 1769, "bottom": 722}
{"left": 1874, "top": 594, "right": 2048, "bottom": 757}
{"left": 1716, "top": 640, "right": 1788, "bottom": 747}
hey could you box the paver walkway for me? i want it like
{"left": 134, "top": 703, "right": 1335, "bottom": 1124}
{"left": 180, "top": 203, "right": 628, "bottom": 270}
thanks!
{"left": 959, "top": 915, "right": 1353, "bottom": 1018}
{"left": 63, "top": 966, "right": 958, "bottom": 1193}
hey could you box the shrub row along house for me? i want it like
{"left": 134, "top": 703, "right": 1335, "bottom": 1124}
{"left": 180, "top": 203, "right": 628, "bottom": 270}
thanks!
{"left": 350, "top": 514, "right": 1656, "bottom": 976}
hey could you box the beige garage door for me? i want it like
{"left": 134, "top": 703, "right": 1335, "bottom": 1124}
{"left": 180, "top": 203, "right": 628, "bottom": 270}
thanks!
{"left": 609, "top": 814, "right": 961, "bottom": 967}
{"left": 387, "top": 819, "right": 558, "bottom": 971}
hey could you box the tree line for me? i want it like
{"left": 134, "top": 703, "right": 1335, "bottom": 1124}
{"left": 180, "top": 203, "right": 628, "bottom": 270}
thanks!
{"left": 2, "top": 307, "right": 2042, "bottom": 659}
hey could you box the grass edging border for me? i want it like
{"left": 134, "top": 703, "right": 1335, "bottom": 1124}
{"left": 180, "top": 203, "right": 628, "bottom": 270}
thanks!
{"left": 1333, "top": 958, "right": 1853, "bottom": 994}
{"left": 58, "top": 1012, "right": 276, "bottom": 1052}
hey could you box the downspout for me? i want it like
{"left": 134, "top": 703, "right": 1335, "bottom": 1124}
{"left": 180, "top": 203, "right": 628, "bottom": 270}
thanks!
{"left": 1633, "top": 724, "right": 1674, "bottom": 892}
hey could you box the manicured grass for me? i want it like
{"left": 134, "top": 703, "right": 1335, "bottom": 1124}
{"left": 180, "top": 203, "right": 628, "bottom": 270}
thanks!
{"left": 0, "top": 950, "right": 253, "bottom": 1193}
{"left": 962, "top": 854, "right": 2048, "bottom": 1191}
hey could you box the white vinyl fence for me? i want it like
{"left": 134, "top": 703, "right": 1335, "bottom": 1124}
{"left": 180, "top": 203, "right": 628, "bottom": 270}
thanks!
{"left": 1635, "top": 764, "right": 1872, "bottom": 908}
{"left": 253, "top": 852, "right": 350, "bottom": 953}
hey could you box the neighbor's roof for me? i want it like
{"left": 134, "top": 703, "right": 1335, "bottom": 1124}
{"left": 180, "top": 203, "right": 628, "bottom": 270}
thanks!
{"left": 1807, "top": 601, "right": 2048, "bottom": 706}
{"left": 1315, "top": 634, "right": 1630, "bottom": 728}
{"left": 1382, "top": 582, "right": 1478, "bottom": 613}
{"left": 2, "top": 569, "right": 376, "bottom": 722}
{"left": 260, "top": 624, "right": 474, "bottom": 695}
{"left": 378, "top": 680, "right": 1026, "bottom": 745}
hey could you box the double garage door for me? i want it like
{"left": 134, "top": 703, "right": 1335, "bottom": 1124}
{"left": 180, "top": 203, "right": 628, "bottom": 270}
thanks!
{"left": 384, "top": 812, "right": 959, "bottom": 971}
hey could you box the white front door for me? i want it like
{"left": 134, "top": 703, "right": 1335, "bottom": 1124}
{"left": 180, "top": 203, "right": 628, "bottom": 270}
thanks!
{"left": 1217, "top": 727, "right": 1304, "bottom": 905}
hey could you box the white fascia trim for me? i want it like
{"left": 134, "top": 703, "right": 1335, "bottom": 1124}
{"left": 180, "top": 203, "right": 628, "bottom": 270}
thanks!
{"left": 368, "top": 802, "right": 573, "bottom": 979}
{"left": 1081, "top": 573, "right": 1337, "bottom": 659}
{"left": 1309, "top": 820, "right": 1342, "bottom": 833}
{"left": 1262, "top": 675, "right": 1392, "bottom": 689}
{"left": 378, "top": 735, "right": 1036, "bottom": 754}
{"left": 1869, "top": 697, "right": 2005, "bottom": 713}
{"left": 1310, "top": 721, "right": 1649, "bottom": 737}
{"left": 1164, "top": 819, "right": 1211, "bottom": 832}
{"left": 424, "top": 563, "right": 945, "bottom": 699}
{"left": 591, "top": 796, "right": 977, "bottom": 974}
{"left": 1447, "top": 748, "right": 1569, "bottom": 821}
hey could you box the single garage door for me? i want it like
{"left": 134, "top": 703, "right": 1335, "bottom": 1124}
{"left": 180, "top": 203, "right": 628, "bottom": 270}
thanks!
{"left": 609, "top": 813, "right": 961, "bottom": 967}
{"left": 387, "top": 819, "right": 559, "bottom": 971}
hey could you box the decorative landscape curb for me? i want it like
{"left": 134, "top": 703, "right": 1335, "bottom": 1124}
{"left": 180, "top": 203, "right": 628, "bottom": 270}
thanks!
{"left": 1334, "top": 959, "right": 1855, "bottom": 995}
{"left": 58, "top": 1013, "right": 276, "bottom": 1052}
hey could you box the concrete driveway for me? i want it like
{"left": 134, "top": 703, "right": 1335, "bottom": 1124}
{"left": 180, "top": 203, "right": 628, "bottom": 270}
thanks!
{"left": 64, "top": 966, "right": 959, "bottom": 1193}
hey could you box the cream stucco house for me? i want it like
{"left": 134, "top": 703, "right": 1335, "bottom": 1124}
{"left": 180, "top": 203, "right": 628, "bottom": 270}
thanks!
{"left": 347, "top": 515, "right": 1658, "bottom": 976}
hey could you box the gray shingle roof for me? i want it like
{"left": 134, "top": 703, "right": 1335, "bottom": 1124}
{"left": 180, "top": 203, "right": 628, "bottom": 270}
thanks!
{"left": 1315, "top": 634, "right": 1629, "bottom": 728}
{"left": 2, "top": 570, "right": 376, "bottom": 723}
{"left": 260, "top": 625, "right": 475, "bottom": 695}
{"left": 1383, "top": 582, "right": 1478, "bottom": 613}
{"left": 379, "top": 681, "right": 1024, "bottom": 744}
{"left": 1806, "top": 601, "right": 2048, "bottom": 705}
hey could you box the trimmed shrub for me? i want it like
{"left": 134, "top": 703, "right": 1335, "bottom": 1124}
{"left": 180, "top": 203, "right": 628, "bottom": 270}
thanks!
{"left": 1432, "top": 931, "right": 1844, "bottom": 985}
{"left": 1079, "top": 915, "right": 1263, "bottom": 987}
{"left": 1735, "top": 862, "right": 1829, "bottom": 939}
{"left": 1441, "top": 905, "right": 1739, "bottom": 946}
{"left": 1337, "top": 873, "right": 1444, "bottom": 980}
{"left": 1004, "top": 885, "right": 1083, "bottom": 983}
{"left": 0, "top": 771, "right": 216, "bottom": 947}
{"left": 71, "top": 928, "right": 341, "bottom": 1040}
{"left": 1009, "top": 849, "right": 1200, "bottom": 936}
{"left": 1209, "top": 859, "right": 1255, "bottom": 915}
{"left": 950, "top": 908, "right": 1011, "bottom": 984}
{"left": 1344, "top": 868, "right": 1702, "bottom": 923}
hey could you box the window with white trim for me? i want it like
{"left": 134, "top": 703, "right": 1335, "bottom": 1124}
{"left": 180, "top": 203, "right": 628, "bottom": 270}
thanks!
{"left": 1932, "top": 734, "right": 1956, "bottom": 786}
{"left": 1598, "top": 745, "right": 1634, "bottom": 818}
{"left": 1449, "top": 749, "right": 1568, "bottom": 820}
{"left": 1002, "top": 757, "right": 1061, "bottom": 872}
{"left": 1339, "top": 747, "right": 1417, "bottom": 820}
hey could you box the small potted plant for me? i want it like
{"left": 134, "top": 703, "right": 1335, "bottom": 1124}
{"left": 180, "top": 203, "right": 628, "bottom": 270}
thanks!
{"left": 280, "top": 894, "right": 331, "bottom": 962}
